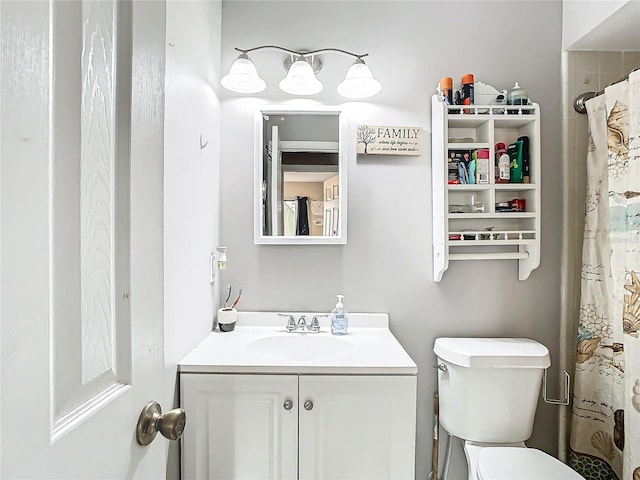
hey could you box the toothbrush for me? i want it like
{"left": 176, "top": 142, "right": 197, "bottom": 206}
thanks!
{"left": 224, "top": 284, "right": 232, "bottom": 307}
{"left": 231, "top": 288, "right": 243, "bottom": 309}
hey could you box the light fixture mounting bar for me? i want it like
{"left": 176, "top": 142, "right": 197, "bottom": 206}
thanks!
{"left": 222, "top": 45, "right": 381, "bottom": 98}
{"left": 235, "top": 46, "right": 368, "bottom": 60}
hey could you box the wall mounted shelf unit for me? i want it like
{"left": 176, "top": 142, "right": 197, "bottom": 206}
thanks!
{"left": 431, "top": 95, "right": 541, "bottom": 282}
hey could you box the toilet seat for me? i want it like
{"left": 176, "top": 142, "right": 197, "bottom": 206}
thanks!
{"left": 477, "top": 447, "right": 584, "bottom": 479}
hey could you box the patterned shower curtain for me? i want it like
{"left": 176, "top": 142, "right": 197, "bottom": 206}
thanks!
{"left": 570, "top": 70, "right": 640, "bottom": 480}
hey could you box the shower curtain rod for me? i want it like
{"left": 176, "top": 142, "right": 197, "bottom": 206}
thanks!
{"left": 573, "top": 67, "right": 639, "bottom": 114}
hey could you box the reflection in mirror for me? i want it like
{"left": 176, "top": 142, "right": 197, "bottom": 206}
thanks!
{"left": 254, "top": 107, "right": 347, "bottom": 244}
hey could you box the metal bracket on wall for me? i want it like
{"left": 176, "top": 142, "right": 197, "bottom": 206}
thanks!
{"left": 209, "top": 252, "right": 216, "bottom": 284}
{"left": 543, "top": 368, "right": 570, "bottom": 405}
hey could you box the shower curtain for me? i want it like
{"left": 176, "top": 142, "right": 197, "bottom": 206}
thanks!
{"left": 569, "top": 70, "right": 640, "bottom": 480}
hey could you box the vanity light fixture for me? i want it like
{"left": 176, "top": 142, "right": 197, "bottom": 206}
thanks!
{"left": 338, "top": 58, "right": 382, "bottom": 99}
{"left": 221, "top": 45, "right": 381, "bottom": 98}
{"left": 279, "top": 55, "right": 323, "bottom": 95}
{"left": 220, "top": 53, "right": 266, "bottom": 94}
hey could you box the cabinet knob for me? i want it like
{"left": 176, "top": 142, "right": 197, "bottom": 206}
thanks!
{"left": 283, "top": 399, "right": 293, "bottom": 411}
{"left": 304, "top": 400, "right": 313, "bottom": 411}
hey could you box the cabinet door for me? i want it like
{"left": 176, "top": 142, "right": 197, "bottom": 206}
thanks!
{"left": 298, "top": 375, "right": 417, "bottom": 480}
{"left": 181, "top": 374, "right": 298, "bottom": 480}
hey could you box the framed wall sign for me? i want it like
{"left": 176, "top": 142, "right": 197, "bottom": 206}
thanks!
{"left": 357, "top": 125, "right": 423, "bottom": 156}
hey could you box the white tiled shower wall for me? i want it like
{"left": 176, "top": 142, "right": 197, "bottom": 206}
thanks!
{"left": 560, "top": 50, "right": 640, "bottom": 460}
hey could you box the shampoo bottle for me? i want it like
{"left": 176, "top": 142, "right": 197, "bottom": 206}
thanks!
{"left": 330, "top": 295, "right": 349, "bottom": 335}
{"left": 508, "top": 140, "right": 524, "bottom": 183}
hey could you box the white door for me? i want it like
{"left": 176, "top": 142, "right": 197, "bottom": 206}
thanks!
{"left": 1, "top": 1, "right": 169, "bottom": 478}
{"left": 181, "top": 374, "right": 298, "bottom": 480}
{"left": 270, "top": 125, "right": 282, "bottom": 236}
{"left": 298, "top": 375, "right": 417, "bottom": 480}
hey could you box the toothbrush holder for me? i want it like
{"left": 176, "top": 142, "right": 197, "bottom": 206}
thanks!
{"left": 217, "top": 307, "right": 237, "bottom": 332}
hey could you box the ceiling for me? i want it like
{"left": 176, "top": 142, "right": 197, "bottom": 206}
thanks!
{"left": 284, "top": 172, "right": 335, "bottom": 183}
{"left": 569, "top": 1, "right": 640, "bottom": 51}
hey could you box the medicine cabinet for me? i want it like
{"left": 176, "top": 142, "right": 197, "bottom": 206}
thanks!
{"left": 254, "top": 106, "right": 349, "bottom": 245}
{"left": 431, "top": 95, "right": 541, "bottom": 281}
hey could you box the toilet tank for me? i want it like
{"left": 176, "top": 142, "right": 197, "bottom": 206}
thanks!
{"left": 434, "top": 337, "right": 551, "bottom": 443}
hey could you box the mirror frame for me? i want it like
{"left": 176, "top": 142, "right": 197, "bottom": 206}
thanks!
{"left": 254, "top": 105, "right": 349, "bottom": 245}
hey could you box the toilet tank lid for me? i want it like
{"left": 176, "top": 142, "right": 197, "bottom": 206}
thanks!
{"left": 434, "top": 337, "right": 551, "bottom": 368}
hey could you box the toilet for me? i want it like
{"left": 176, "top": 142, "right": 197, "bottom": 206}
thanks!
{"left": 434, "top": 337, "right": 585, "bottom": 480}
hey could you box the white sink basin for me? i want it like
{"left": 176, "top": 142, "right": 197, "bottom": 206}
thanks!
{"left": 248, "top": 334, "right": 350, "bottom": 361}
{"left": 178, "top": 312, "right": 417, "bottom": 374}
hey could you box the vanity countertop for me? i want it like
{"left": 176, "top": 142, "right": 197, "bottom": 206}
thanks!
{"left": 178, "top": 312, "right": 417, "bottom": 375}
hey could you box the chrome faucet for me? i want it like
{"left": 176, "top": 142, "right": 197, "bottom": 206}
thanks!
{"left": 278, "top": 313, "right": 297, "bottom": 332}
{"left": 310, "top": 314, "right": 328, "bottom": 332}
{"left": 278, "top": 313, "right": 323, "bottom": 333}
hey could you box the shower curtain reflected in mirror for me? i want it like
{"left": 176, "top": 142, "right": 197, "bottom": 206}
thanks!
{"left": 282, "top": 197, "right": 310, "bottom": 236}
{"left": 570, "top": 70, "right": 640, "bottom": 480}
{"left": 283, "top": 200, "right": 296, "bottom": 236}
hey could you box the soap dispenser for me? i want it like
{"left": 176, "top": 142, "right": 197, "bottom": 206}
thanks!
{"left": 330, "top": 294, "right": 349, "bottom": 335}
{"left": 508, "top": 82, "right": 528, "bottom": 105}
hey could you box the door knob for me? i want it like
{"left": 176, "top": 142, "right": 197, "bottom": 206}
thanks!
{"left": 304, "top": 400, "right": 313, "bottom": 411}
{"left": 283, "top": 399, "right": 293, "bottom": 411}
{"left": 136, "top": 401, "right": 186, "bottom": 446}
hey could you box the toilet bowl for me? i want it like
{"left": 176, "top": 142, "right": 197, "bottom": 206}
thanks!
{"left": 465, "top": 443, "right": 584, "bottom": 480}
{"left": 434, "top": 338, "right": 585, "bottom": 480}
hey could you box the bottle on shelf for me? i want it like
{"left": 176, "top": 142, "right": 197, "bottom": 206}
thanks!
{"left": 437, "top": 77, "right": 454, "bottom": 105}
{"left": 508, "top": 140, "right": 524, "bottom": 183}
{"left": 508, "top": 82, "right": 528, "bottom": 105}
{"left": 454, "top": 73, "right": 474, "bottom": 113}
{"left": 472, "top": 149, "right": 490, "bottom": 184}
{"left": 507, "top": 82, "right": 528, "bottom": 113}
{"left": 518, "top": 135, "right": 530, "bottom": 183}
{"left": 495, "top": 142, "right": 510, "bottom": 183}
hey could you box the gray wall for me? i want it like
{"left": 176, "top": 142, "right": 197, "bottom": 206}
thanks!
{"left": 164, "top": 1, "right": 222, "bottom": 478}
{"left": 219, "top": 2, "right": 563, "bottom": 478}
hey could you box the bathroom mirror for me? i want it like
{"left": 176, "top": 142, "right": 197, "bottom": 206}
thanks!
{"left": 254, "top": 106, "right": 348, "bottom": 244}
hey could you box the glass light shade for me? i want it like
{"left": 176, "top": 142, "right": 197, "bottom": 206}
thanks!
{"left": 221, "top": 56, "right": 266, "bottom": 94}
{"left": 337, "top": 60, "right": 381, "bottom": 99}
{"left": 279, "top": 59, "right": 323, "bottom": 95}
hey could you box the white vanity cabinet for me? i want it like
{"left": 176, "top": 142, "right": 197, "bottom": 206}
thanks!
{"left": 431, "top": 95, "right": 541, "bottom": 281}
{"left": 180, "top": 373, "right": 417, "bottom": 480}
{"left": 180, "top": 374, "right": 299, "bottom": 480}
{"left": 298, "top": 375, "right": 416, "bottom": 480}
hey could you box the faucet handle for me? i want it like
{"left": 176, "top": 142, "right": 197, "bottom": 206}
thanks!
{"left": 310, "top": 314, "right": 328, "bottom": 332}
{"left": 278, "top": 313, "right": 296, "bottom": 332}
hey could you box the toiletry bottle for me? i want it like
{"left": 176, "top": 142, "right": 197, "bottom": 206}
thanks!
{"left": 330, "top": 295, "right": 348, "bottom": 335}
{"left": 467, "top": 156, "right": 476, "bottom": 185}
{"left": 472, "top": 148, "right": 489, "bottom": 184}
{"left": 517, "top": 135, "right": 530, "bottom": 183}
{"left": 438, "top": 77, "right": 453, "bottom": 105}
{"left": 508, "top": 82, "right": 528, "bottom": 105}
{"left": 507, "top": 82, "right": 528, "bottom": 113}
{"left": 459, "top": 73, "right": 474, "bottom": 113}
{"left": 508, "top": 140, "right": 524, "bottom": 183}
{"left": 495, "top": 142, "right": 510, "bottom": 183}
